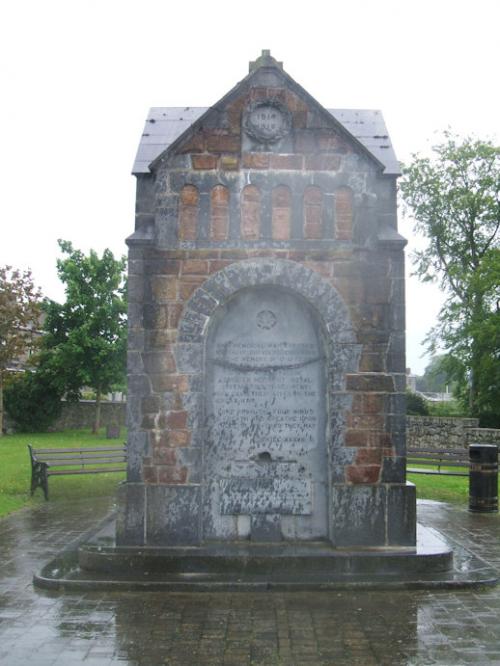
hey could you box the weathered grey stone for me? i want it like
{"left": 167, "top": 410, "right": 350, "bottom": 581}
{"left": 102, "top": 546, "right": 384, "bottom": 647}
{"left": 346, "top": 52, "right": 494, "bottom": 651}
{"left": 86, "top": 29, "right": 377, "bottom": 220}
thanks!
{"left": 177, "top": 309, "right": 208, "bottom": 342}
{"left": 251, "top": 514, "right": 283, "bottom": 542}
{"left": 381, "top": 456, "right": 406, "bottom": 483}
{"left": 126, "top": 396, "right": 142, "bottom": 431}
{"left": 202, "top": 271, "right": 235, "bottom": 302}
{"left": 188, "top": 288, "right": 219, "bottom": 317}
{"left": 388, "top": 392, "right": 406, "bottom": 416}
{"left": 116, "top": 484, "right": 145, "bottom": 546}
{"left": 127, "top": 351, "right": 144, "bottom": 375}
{"left": 176, "top": 447, "right": 201, "bottom": 470}
{"left": 387, "top": 483, "right": 416, "bottom": 546}
{"left": 146, "top": 485, "right": 201, "bottom": 546}
{"left": 393, "top": 372, "right": 407, "bottom": 393}
{"left": 127, "top": 329, "right": 145, "bottom": 351}
{"left": 387, "top": 333, "right": 406, "bottom": 374}
{"left": 331, "top": 485, "right": 387, "bottom": 547}
{"left": 127, "top": 374, "right": 151, "bottom": 396}
{"left": 127, "top": 275, "right": 145, "bottom": 304}
{"left": 173, "top": 343, "right": 203, "bottom": 374}
{"left": 127, "top": 302, "right": 144, "bottom": 326}
{"left": 179, "top": 390, "right": 203, "bottom": 418}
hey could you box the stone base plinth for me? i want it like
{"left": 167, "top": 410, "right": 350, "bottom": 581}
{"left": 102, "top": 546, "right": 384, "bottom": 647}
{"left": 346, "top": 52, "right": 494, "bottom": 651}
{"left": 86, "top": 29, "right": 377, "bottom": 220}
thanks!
{"left": 33, "top": 512, "right": 498, "bottom": 591}
{"left": 331, "top": 482, "right": 416, "bottom": 548}
{"left": 116, "top": 482, "right": 416, "bottom": 549}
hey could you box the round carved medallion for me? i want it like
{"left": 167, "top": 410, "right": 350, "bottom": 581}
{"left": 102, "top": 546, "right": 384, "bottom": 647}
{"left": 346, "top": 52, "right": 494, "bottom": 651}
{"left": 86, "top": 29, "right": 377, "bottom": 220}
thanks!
{"left": 243, "top": 100, "right": 291, "bottom": 145}
{"left": 256, "top": 309, "right": 277, "bottom": 330}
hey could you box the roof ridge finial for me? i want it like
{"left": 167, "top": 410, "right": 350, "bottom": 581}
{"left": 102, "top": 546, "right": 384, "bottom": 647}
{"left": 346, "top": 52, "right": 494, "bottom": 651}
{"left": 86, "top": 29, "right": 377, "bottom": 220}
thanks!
{"left": 249, "top": 49, "right": 283, "bottom": 73}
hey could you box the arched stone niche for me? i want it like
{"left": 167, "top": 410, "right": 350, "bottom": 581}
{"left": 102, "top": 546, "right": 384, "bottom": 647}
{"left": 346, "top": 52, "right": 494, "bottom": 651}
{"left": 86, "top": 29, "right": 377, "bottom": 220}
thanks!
{"left": 176, "top": 259, "right": 361, "bottom": 544}
{"left": 204, "top": 285, "right": 328, "bottom": 542}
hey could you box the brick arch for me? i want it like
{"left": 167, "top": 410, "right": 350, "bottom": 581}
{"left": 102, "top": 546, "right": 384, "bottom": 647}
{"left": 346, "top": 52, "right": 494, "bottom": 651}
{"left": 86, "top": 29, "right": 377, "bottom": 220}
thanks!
{"left": 271, "top": 185, "right": 292, "bottom": 240}
{"left": 210, "top": 185, "right": 229, "bottom": 241}
{"left": 178, "top": 184, "right": 199, "bottom": 241}
{"left": 303, "top": 185, "right": 324, "bottom": 239}
{"left": 240, "top": 185, "right": 261, "bottom": 240}
{"left": 176, "top": 258, "right": 361, "bottom": 480}
{"left": 335, "top": 186, "right": 354, "bottom": 241}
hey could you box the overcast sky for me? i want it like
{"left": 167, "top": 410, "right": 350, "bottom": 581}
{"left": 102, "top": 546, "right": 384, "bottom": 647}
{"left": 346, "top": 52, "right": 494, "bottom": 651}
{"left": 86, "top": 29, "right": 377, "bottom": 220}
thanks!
{"left": 1, "top": 0, "right": 499, "bottom": 374}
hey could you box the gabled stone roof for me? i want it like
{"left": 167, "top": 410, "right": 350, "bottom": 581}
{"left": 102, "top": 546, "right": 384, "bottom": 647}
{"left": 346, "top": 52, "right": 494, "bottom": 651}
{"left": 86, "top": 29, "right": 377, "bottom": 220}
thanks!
{"left": 132, "top": 51, "right": 400, "bottom": 177}
{"left": 132, "top": 106, "right": 399, "bottom": 176}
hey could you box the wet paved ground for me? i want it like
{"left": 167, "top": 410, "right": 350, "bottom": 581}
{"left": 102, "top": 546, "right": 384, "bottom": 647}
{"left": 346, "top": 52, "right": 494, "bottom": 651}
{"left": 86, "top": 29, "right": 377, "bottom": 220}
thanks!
{"left": 1, "top": 496, "right": 500, "bottom": 665}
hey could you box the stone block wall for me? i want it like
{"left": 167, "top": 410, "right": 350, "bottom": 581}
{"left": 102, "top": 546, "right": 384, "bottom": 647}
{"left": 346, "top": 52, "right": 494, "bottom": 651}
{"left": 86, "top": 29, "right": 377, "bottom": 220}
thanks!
{"left": 127, "top": 246, "right": 406, "bottom": 493}
{"left": 407, "top": 416, "right": 500, "bottom": 450}
{"left": 4, "top": 400, "right": 126, "bottom": 433}
{"left": 53, "top": 401, "right": 126, "bottom": 431}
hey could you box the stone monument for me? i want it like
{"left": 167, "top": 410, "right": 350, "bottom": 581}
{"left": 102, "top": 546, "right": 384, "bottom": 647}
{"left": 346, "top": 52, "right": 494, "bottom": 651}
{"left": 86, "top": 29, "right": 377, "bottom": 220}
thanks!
{"left": 119, "top": 50, "right": 415, "bottom": 550}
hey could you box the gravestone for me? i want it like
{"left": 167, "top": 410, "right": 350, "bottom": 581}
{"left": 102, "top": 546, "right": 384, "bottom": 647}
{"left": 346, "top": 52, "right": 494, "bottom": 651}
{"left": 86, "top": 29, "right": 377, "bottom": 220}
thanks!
{"left": 118, "top": 50, "right": 416, "bottom": 551}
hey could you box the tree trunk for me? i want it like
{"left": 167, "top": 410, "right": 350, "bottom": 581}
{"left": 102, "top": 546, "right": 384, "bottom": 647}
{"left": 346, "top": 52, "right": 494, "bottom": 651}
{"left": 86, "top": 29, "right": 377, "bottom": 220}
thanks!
{"left": 0, "top": 372, "right": 4, "bottom": 438}
{"left": 469, "top": 294, "right": 484, "bottom": 415}
{"left": 93, "top": 391, "right": 102, "bottom": 434}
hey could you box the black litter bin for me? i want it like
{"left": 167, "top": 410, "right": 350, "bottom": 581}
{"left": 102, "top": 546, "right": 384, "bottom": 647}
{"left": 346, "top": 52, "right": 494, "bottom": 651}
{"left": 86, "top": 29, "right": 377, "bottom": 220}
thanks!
{"left": 469, "top": 443, "right": 498, "bottom": 513}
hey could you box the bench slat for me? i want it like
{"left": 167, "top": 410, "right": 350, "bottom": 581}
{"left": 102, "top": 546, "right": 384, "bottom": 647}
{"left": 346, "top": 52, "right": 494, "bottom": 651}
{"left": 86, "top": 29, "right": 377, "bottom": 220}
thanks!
{"left": 407, "top": 460, "right": 468, "bottom": 468}
{"left": 407, "top": 468, "right": 468, "bottom": 476}
{"left": 407, "top": 452, "right": 467, "bottom": 457}
{"left": 48, "top": 467, "right": 126, "bottom": 476}
{"left": 32, "top": 446, "right": 125, "bottom": 455}
{"left": 38, "top": 453, "right": 126, "bottom": 462}
{"left": 407, "top": 447, "right": 467, "bottom": 454}
{"left": 45, "top": 458, "right": 126, "bottom": 468}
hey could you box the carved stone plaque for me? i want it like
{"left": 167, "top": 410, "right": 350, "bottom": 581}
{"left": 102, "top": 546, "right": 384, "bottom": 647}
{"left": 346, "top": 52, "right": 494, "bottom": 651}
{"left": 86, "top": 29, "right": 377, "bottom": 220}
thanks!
{"left": 243, "top": 100, "right": 291, "bottom": 144}
{"left": 204, "top": 286, "right": 327, "bottom": 541}
{"left": 220, "top": 478, "right": 312, "bottom": 515}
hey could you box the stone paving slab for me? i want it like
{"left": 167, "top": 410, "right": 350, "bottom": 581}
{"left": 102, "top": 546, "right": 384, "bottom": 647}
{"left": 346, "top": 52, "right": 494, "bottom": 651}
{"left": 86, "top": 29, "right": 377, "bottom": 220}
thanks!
{"left": 1, "top": 497, "right": 500, "bottom": 664}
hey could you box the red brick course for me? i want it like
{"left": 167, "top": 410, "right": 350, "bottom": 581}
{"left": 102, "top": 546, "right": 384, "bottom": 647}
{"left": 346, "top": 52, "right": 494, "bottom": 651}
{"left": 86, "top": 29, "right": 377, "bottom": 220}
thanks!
{"left": 192, "top": 154, "right": 217, "bottom": 170}
{"left": 346, "top": 465, "right": 381, "bottom": 484}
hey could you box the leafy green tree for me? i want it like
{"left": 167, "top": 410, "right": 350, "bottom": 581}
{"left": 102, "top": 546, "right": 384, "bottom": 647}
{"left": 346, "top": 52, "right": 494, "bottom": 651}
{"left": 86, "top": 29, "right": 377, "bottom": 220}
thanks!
{"left": 43, "top": 240, "right": 127, "bottom": 433}
{"left": 0, "top": 266, "right": 42, "bottom": 436}
{"left": 400, "top": 133, "right": 500, "bottom": 422}
{"left": 416, "top": 355, "right": 454, "bottom": 393}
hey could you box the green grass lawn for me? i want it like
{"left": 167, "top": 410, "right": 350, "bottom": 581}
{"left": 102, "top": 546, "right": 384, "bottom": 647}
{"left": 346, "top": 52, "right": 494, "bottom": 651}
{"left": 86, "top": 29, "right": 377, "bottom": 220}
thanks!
{"left": 0, "top": 429, "right": 126, "bottom": 519}
{"left": 0, "top": 429, "right": 496, "bottom": 520}
{"left": 407, "top": 471, "right": 471, "bottom": 504}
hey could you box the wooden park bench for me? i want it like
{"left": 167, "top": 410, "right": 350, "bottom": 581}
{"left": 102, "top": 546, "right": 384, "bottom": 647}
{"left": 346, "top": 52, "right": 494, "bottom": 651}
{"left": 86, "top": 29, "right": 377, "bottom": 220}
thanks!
{"left": 406, "top": 447, "right": 469, "bottom": 477}
{"left": 28, "top": 444, "right": 127, "bottom": 500}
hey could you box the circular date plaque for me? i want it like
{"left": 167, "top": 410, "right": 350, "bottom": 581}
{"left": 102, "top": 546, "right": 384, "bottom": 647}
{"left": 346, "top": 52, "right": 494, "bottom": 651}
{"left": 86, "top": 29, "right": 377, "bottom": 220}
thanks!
{"left": 243, "top": 100, "right": 291, "bottom": 144}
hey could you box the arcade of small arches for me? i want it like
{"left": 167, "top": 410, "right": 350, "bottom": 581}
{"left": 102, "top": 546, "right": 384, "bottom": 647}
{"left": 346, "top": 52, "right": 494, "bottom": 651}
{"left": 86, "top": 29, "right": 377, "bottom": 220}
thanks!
{"left": 177, "top": 183, "right": 353, "bottom": 242}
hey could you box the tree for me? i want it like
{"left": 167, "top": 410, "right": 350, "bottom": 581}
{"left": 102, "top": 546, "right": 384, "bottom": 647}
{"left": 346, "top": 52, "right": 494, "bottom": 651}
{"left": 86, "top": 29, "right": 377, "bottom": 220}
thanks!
{"left": 43, "top": 240, "right": 127, "bottom": 433}
{"left": 0, "top": 267, "right": 42, "bottom": 436}
{"left": 400, "top": 133, "right": 500, "bottom": 422}
{"left": 416, "top": 355, "right": 454, "bottom": 393}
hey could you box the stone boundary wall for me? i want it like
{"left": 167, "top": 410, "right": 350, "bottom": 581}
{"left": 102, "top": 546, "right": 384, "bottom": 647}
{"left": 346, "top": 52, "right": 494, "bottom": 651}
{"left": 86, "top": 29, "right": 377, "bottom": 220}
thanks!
{"left": 52, "top": 401, "right": 127, "bottom": 431}
{"left": 4, "top": 400, "right": 127, "bottom": 433}
{"left": 406, "top": 416, "right": 500, "bottom": 450}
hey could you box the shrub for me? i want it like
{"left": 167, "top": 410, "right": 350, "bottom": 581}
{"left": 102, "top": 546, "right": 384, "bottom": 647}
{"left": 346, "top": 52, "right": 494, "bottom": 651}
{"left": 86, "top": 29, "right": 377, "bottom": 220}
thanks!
{"left": 406, "top": 390, "right": 429, "bottom": 415}
{"left": 4, "top": 372, "right": 63, "bottom": 432}
{"left": 427, "top": 399, "right": 464, "bottom": 417}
